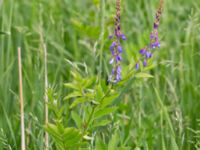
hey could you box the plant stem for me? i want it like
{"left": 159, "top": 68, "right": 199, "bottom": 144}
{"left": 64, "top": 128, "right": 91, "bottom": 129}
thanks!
{"left": 78, "top": 86, "right": 112, "bottom": 149}
{"left": 98, "top": 0, "right": 105, "bottom": 80}
{"left": 84, "top": 84, "right": 113, "bottom": 132}
{"left": 18, "top": 47, "right": 26, "bottom": 150}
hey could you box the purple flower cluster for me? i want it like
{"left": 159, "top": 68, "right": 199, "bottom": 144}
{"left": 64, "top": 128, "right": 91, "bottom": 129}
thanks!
{"left": 135, "top": 31, "right": 160, "bottom": 70}
{"left": 109, "top": 39, "right": 125, "bottom": 82}
{"left": 135, "top": 0, "right": 163, "bottom": 70}
{"left": 108, "top": 0, "right": 126, "bottom": 83}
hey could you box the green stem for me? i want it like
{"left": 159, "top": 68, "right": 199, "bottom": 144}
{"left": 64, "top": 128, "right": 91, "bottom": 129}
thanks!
{"left": 98, "top": 0, "right": 105, "bottom": 80}
{"left": 77, "top": 84, "right": 112, "bottom": 149}
{"left": 84, "top": 84, "right": 112, "bottom": 132}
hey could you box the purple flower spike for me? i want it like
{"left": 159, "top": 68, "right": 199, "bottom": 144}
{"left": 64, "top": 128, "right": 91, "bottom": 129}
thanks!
{"left": 118, "top": 46, "right": 123, "bottom": 53}
{"left": 135, "top": 63, "right": 139, "bottom": 70}
{"left": 139, "top": 48, "right": 146, "bottom": 55}
{"left": 121, "top": 34, "right": 126, "bottom": 40}
{"left": 136, "top": 0, "right": 163, "bottom": 72}
{"left": 146, "top": 51, "right": 152, "bottom": 59}
{"left": 108, "top": 0, "right": 126, "bottom": 83}
{"left": 143, "top": 59, "right": 147, "bottom": 67}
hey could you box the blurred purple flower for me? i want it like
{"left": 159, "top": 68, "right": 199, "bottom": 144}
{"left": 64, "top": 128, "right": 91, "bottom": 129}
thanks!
{"left": 110, "top": 42, "right": 116, "bottom": 51}
{"left": 108, "top": 35, "right": 113, "bottom": 39}
{"left": 143, "top": 59, "right": 147, "bottom": 67}
{"left": 139, "top": 48, "right": 146, "bottom": 55}
{"left": 121, "top": 34, "right": 126, "bottom": 40}
{"left": 135, "top": 63, "right": 139, "bottom": 70}
{"left": 118, "top": 46, "right": 123, "bottom": 53}
{"left": 116, "top": 54, "right": 122, "bottom": 61}
{"left": 109, "top": 58, "right": 114, "bottom": 64}
{"left": 146, "top": 51, "right": 152, "bottom": 59}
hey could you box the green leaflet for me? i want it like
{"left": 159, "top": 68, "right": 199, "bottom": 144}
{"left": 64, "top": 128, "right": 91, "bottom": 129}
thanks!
{"left": 44, "top": 123, "right": 63, "bottom": 142}
{"left": 44, "top": 123, "right": 82, "bottom": 149}
{"left": 92, "top": 119, "right": 111, "bottom": 128}
{"left": 63, "top": 128, "right": 82, "bottom": 146}
{"left": 64, "top": 91, "right": 82, "bottom": 100}
{"left": 64, "top": 83, "right": 80, "bottom": 90}
{"left": 100, "top": 93, "right": 119, "bottom": 108}
{"left": 70, "top": 97, "right": 88, "bottom": 108}
{"left": 94, "top": 106, "right": 118, "bottom": 120}
{"left": 95, "top": 137, "right": 107, "bottom": 150}
{"left": 135, "top": 72, "right": 154, "bottom": 78}
{"left": 108, "top": 130, "right": 119, "bottom": 150}
{"left": 71, "top": 111, "right": 82, "bottom": 128}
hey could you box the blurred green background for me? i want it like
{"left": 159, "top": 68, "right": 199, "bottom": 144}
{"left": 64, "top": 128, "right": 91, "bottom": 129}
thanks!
{"left": 0, "top": 0, "right": 200, "bottom": 149}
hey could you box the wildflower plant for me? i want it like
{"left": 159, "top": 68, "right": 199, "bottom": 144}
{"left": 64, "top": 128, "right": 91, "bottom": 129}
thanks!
{"left": 108, "top": 0, "right": 126, "bottom": 83}
{"left": 44, "top": 0, "right": 164, "bottom": 149}
{"left": 136, "top": 0, "right": 163, "bottom": 70}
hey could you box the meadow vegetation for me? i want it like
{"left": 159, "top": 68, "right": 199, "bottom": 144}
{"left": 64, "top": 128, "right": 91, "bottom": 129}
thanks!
{"left": 0, "top": 0, "right": 200, "bottom": 149}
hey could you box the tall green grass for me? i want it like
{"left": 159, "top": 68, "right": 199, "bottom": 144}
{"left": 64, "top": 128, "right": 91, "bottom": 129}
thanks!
{"left": 0, "top": 0, "right": 199, "bottom": 149}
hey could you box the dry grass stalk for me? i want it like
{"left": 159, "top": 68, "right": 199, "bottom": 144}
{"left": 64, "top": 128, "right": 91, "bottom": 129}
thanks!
{"left": 18, "top": 47, "right": 26, "bottom": 150}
